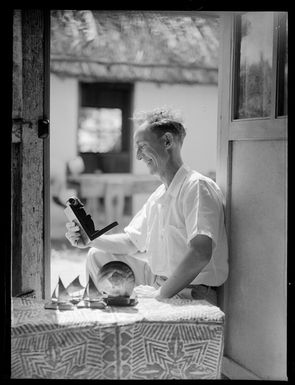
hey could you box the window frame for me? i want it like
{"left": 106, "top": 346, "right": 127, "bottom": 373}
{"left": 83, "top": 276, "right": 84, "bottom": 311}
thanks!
{"left": 276, "top": 12, "right": 288, "bottom": 118}
{"left": 229, "top": 12, "right": 287, "bottom": 142}
{"left": 79, "top": 82, "right": 133, "bottom": 153}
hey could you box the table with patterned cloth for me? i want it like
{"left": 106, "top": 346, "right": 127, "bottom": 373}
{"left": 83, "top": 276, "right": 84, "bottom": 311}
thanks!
{"left": 11, "top": 297, "right": 225, "bottom": 379}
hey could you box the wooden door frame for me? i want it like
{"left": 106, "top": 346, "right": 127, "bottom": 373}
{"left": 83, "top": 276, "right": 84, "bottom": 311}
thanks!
{"left": 216, "top": 15, "right": 256, "bottom": 376}
{"left": 43, "top": 10, "right": 51, "bottom": 300}
{"left": 3, "top": 9, "right": 13, "bottom": 379}
{"left": 11, "top": 10, "right": 51, "bottom": 300}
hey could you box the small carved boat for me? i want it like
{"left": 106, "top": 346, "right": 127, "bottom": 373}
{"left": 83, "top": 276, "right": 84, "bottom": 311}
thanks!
{"left": 77, "top": 275, "right": 106, "bottom": 309}
{"left": 44, "top": 277, "right": 74, "bottom": 310}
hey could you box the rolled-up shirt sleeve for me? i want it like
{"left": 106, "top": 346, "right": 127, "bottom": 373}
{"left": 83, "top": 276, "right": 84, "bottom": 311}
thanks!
{"left": 183, "top": 180, "right": 220, "bottom": 250}
{"left": 124, "top": 203, "right": 148, "bottom": 252}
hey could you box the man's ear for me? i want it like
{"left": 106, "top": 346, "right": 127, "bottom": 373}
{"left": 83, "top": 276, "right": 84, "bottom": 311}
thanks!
{"left": 163, "top": 132, "right": 174, "bottom": 149}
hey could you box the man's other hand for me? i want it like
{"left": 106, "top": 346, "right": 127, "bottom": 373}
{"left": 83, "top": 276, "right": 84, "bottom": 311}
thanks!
{"left": 65, "top": 221, "right": 89, "bottom": 248}
{"left": 134, "top": 285, "right": 162, "bottom": 298}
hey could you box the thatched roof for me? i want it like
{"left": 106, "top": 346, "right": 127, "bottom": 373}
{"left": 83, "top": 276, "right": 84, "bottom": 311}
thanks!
{"left": 50, "top": 11, "right": 219, "bottom": 84}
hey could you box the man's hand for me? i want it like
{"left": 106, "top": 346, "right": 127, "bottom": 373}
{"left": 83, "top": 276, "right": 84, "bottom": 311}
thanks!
{"left": 65, "top": 221, "right": 90, "bottom": 249}
{"left": 159, "top": 234, "right": 212, "bottom": 298}
{"left": 134, "top": 285, "right": 162, "bottom": 298}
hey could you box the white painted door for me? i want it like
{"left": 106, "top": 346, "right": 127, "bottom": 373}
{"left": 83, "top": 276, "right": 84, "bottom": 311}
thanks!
{"left": 217, "top": 12, "right": 287, "bottom": 380}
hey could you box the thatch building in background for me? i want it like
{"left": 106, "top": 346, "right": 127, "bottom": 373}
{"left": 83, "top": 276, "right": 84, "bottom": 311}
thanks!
{"left": 50, "top": 10, "right": 219, "bottom": 84}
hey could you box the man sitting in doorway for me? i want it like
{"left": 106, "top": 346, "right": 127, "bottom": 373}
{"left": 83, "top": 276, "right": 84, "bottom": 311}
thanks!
{"left": 65, "top": 107, "right": 228, "bottom": 305}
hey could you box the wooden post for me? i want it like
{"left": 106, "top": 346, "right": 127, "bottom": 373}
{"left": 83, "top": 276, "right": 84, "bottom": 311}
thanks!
{"left": 12, "top": 10, "right": 50, "bottom": 299}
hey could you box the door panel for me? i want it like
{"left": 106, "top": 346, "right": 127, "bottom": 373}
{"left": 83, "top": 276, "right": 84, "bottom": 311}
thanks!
{"left": 228, "top": 140, "right": 287, "bottom": 377}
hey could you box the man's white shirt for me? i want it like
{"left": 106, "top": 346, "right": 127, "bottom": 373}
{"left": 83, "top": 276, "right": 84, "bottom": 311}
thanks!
{"left": 124, "top": 164, "right": 229, "bottom": 286}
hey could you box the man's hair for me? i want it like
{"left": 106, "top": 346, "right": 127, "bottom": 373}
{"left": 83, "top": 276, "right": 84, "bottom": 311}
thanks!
{"left": 132, "top": 107, "right": 186, "bottom": 141}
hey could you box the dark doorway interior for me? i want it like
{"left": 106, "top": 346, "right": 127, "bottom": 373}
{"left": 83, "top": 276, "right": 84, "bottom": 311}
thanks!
{"left": 78, "top": 82, "right": 133, "bottom": 173}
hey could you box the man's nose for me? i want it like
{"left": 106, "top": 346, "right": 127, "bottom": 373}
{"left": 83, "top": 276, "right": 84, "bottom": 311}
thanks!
{"left": 136, "top": 148, "right": 142, "bottom": 160}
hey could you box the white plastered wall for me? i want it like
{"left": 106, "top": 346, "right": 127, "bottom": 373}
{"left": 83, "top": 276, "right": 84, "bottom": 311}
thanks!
{"left": 50, "top": 75, "right": 78, "bottom": 186}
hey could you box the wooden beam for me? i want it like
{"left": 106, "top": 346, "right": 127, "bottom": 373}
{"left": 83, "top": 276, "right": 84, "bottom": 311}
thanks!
{"left": 12, "top": 10, "right": 24, "bottom": 296}
{"left": 12, "top": 10, "right": 23, "bottom": 119}
{"left": 43, "top": 9, "right": 51, "bottom": 300}
{"left": 14, "top": 10, "right": 47, "bottom": 299}
{"left": 229, "top": 116, "right": 287, "bottom": 141}
{"left": 50, "top": 57, "right": 218, "bottom": 71}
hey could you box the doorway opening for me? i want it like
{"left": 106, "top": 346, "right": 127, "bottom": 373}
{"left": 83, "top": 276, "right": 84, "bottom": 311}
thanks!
{"left": 49, "top": 10, "right": 220, "bottom": 293}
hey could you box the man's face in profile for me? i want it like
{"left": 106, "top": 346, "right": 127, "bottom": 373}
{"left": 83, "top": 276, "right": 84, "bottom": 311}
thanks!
{"left": 134, "top": 122, "right": 168, "bottom": 176}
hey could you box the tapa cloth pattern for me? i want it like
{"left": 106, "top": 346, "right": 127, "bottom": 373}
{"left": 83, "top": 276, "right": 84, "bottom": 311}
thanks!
{"left": 11, "top": 297, "right": 225, "bottom": 379}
